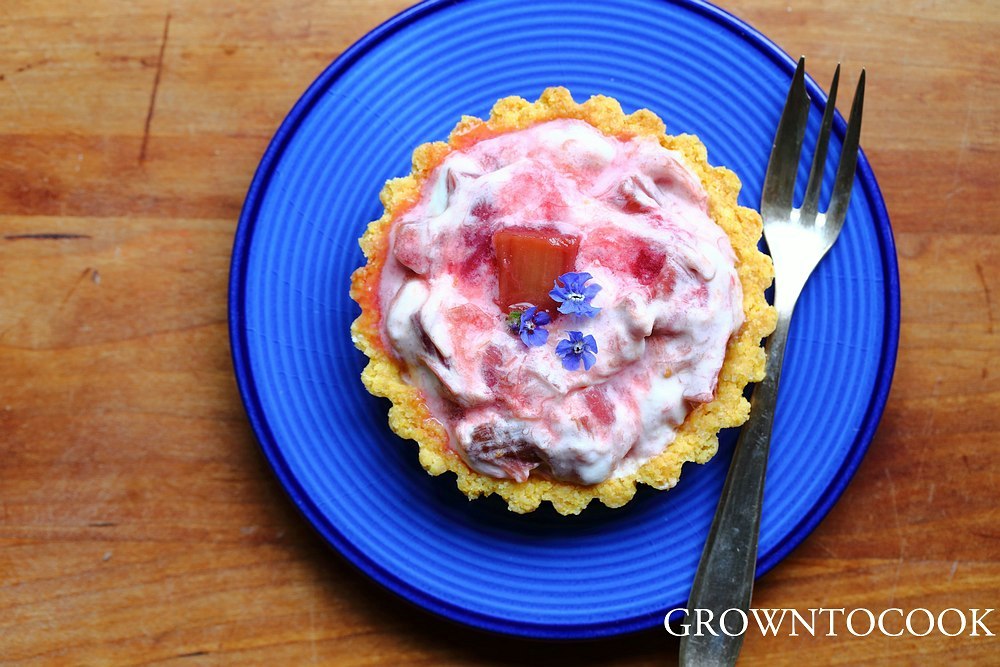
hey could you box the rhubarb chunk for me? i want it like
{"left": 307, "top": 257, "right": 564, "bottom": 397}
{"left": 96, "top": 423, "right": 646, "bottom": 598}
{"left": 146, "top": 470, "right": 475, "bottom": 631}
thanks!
{"left": 493, "top": 228, "right": 579, "bottom": 308}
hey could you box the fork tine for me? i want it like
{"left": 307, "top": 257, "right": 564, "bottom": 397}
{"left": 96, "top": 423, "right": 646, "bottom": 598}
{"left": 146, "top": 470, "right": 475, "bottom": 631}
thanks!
{"left": 825, "top": 70, "right": 865, "bottom": 228}
{"left": 761, "top": 57, "right": 810, "bottom": 219}
{"left": 800, "top": 64, "right": 840, "bottom": 222}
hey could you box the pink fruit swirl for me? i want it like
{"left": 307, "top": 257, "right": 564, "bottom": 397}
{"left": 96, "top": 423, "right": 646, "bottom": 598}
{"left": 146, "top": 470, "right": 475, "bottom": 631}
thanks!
{"left": 378, "top": 119, "right": 743, "bottom": 485}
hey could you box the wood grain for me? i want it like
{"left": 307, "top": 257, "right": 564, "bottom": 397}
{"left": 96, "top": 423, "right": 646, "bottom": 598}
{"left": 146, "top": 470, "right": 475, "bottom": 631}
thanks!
{"left": 1, "top": 0, "right": 998, "bottom": 664}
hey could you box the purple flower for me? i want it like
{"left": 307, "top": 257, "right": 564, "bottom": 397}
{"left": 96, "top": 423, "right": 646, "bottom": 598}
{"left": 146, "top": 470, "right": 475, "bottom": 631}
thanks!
{"left": 550, "top": 272, "right": 602, "bottom": 318}
{"left": 515, "top": 306, "right": 550, "bottom": 348}
{"left": 556, "top": 331, "right": 598, "bottom": 371}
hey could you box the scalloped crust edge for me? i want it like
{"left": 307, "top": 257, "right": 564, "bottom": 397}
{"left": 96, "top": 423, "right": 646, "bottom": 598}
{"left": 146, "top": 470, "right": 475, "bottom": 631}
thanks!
{"left": 349, "top": 87, "right": 776, "bottom": 515}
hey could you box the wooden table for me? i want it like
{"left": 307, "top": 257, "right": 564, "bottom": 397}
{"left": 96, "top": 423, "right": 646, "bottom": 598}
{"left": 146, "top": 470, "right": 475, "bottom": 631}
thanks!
{"left": 2, "top": 1, "right": 997, "bottom": 663}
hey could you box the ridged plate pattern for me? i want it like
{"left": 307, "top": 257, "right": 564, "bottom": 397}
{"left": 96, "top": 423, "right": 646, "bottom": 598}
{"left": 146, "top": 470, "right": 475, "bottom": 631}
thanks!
{"left": 229, "top": 0, "right": 900, "bottom": 639}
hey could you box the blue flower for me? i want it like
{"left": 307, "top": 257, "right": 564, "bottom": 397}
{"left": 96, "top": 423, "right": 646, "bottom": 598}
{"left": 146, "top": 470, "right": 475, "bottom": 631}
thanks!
{"left": 550, "top": 271, "right": 602, "bottom": 318}
{"left": 555, "top": 331, "right": 598, "bottom": 371}
{"left": 516, "top": 306, "right": 550, "bottom": 348}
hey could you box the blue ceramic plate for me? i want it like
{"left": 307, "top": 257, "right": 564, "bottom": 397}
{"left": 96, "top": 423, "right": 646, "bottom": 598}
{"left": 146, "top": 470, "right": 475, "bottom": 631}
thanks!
{"left": 229, "top": 0, "right": 899, "bottom": 639}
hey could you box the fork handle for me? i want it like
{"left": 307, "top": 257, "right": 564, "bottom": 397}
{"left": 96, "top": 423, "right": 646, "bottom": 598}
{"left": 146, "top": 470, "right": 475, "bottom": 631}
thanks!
{"left": 678, "top": 309, "right": 792, "bottom": 667}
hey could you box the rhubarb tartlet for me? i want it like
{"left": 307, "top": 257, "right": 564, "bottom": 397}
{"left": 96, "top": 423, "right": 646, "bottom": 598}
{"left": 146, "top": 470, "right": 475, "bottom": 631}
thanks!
{"left": 350, "top": 87, "right": 774, "bottom": 515}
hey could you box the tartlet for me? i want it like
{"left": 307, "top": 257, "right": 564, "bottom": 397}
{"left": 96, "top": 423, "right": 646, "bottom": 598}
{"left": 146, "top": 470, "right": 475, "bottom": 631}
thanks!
{"left": 350, "top": 87, "right": 775, "bottom": 515}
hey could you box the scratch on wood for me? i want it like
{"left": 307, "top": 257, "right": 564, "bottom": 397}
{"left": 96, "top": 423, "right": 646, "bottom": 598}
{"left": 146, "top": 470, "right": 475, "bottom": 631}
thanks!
{"left": 883, "top": 467, "right": 905, "bottom": 606}
{"left": 812, "top": 540, "right": 838, "bottom": 559}
{"left": 139, "top": 13, "right": 171, "bottom": 164}
{"left": 883, "top": 467, "right": 903, "bottom": 547}
{"left": 5, "top": 233, "right": 91, "bottom": 241}
{"left": 948, "top": 560, "right": 959, "bottom": 583}
{"left": 177, "top": 651, "right": 208, "bottom": 659}
{"left": 14, "top": 58, "right": 53, "bottom": 74}
{"left": 60, "top": 267, "right": 94, "bottom": 307}
{"left": 945, "top": 105, "right": 973, "bottom": 201}
{"left": 975, "top": 262, "right": 994, "bottom": 333}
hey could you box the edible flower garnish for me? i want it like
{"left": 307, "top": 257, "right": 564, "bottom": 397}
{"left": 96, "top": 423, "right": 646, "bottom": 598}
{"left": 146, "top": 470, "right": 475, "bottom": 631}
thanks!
{"left": 550, "top": 271, "right": 602, "bottom": 318}
{"left": 556, "top": 331, "right": 598, "bottom": 371}
{"left": 509, "top": 306, "right": 550, "bottom": 348}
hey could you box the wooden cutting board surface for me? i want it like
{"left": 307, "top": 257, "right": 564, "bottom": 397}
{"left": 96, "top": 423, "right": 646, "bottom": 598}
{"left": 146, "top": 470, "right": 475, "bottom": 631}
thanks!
{"left": 1, "top": 1, "right": 998, "bottom": 663}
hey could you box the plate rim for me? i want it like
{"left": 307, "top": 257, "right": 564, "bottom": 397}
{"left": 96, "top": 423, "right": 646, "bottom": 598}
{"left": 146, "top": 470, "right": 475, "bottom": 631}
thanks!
{"left": 227, "top": 0, "right": 901, "bottom": 639}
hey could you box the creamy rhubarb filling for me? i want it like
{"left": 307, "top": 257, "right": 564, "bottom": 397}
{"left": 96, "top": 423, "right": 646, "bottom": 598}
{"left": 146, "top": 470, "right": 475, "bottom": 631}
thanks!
{"left": 378, "top": 119, "right": 743, "bottom": 486}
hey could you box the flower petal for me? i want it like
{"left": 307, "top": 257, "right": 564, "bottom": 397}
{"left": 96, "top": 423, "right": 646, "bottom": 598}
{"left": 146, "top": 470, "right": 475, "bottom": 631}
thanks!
{"left": 521, "top": 327, "right": 548, "bottom": 347}
{"left": 561, "top": 353, "right": 581, "bottom": 371}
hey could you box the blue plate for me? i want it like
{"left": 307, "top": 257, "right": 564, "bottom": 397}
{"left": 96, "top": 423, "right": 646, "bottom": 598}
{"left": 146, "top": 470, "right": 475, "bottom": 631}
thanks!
{"left": 229, "top": 0, "right": 899, "bottom": 639}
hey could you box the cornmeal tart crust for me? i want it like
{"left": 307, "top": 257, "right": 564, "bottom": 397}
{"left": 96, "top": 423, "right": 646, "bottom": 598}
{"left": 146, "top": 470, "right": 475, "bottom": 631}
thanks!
{"left": 350, "top": 87, "right": 775, "bottom": 515}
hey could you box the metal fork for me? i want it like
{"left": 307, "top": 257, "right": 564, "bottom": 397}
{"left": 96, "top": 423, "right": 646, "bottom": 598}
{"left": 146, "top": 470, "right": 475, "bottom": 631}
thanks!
{"left": 678, "top": 57, "right": 865, "bottom": 666}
